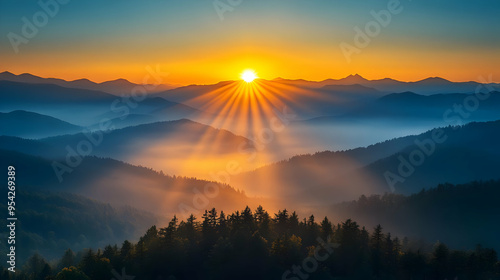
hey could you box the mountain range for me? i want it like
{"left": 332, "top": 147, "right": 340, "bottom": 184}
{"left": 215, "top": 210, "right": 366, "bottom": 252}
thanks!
{"left": 0, "top": 148, "right": 256, "bottom": 216}
{"left": 232, "top": 120, "right": 500, "bottom": 212}
{"left": 1, "top": 118, "right": 258, "bottom": 180}
{"left": 0, "top": 110, "right": 82, "bottom": 138}
{"left": 273, "top": 74, "right": 500, "bottom": 95}
{"left": 1, "top": 72, "right": 500, "bottom": 261}
{"left": 0, "top": 71, "right": 178, "bottom": 95}
{"left": 0, "top": 80, "right": 209, "bottom": 127}
{"left": 302, "top": 91, "right": 500, "bottom": 123}
{"left": 331, "top": 180, "right": 500, "bottom": 251}
{"left": 0, "top": 190, "right": 158, "bottom": 263}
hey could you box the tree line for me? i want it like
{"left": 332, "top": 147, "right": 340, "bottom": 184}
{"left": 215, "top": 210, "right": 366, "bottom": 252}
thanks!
{"left": 2, "top": 206, "right": 499, "bottom": 280}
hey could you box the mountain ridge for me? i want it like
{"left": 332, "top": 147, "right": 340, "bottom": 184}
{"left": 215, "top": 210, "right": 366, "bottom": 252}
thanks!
{"left": 231, "top": 120, "right": 500, "bottom": 207}
{"left": 0, "top": 110, "right": 82, "bottom": 138}
{"left": 0, "top": 71, "right": 179, "bottom": 95}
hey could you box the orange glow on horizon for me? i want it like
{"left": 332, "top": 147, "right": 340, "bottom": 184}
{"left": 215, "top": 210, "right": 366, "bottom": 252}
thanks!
{"left": 2, "top": 39, "right": 500, "bottom": 85}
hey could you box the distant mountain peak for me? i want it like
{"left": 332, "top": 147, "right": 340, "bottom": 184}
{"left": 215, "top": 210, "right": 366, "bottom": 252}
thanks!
{"left": 18, "top": 73, "right": 39, "bottom": 78}
{"left": 101, "top": 78, "right": 132, "bottom": 84}
{"left": 7, "top": 109, "right": 39, "bottom": 115}
{"left": 418, "top": 77, "right": 451, "bottom": 83}
{"left": 377, "top": 77, "right": 399, "bottom": 82}
{"left": 341, "top": 74, "right": 368, "bottom": 83}
{"left": 71, "top": 78, "right": 93, "bottom": 83}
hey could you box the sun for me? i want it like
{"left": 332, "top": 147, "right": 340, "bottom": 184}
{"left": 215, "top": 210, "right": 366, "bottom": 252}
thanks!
{"left": 241, "top": 70, "right": 257, "bottom": 83}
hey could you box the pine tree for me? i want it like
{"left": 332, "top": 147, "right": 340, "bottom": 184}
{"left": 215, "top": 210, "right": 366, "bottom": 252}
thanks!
{"left": 431, "top": 242, "right": 450, "bottom": 279}
{"left": 371, "top": 224, "right": 384, "bottom": 276}
{"left": 58, "top": 249, "right": 76, "bottom": 271}
{"left": 160, "top": 215, "right": 178, "bottom": 241}
{"left": 217, "top": 211, "right": 228, "bottom": 236}
{"left": 274, "top": 209, "right": 289, "bottom": 235}
{"left": 320, "top": 216, "right": 333, "bottom": 240}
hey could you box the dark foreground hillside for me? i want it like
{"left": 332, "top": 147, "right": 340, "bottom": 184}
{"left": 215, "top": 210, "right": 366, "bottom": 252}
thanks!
{"left": 332, "top": 180, "right": 500, "bottom": 252}
{"left": 0, "top": 191, "right": 157, "bottom": 265}
{"left": 4, "top": 206, "right": 499, "bottom": 280}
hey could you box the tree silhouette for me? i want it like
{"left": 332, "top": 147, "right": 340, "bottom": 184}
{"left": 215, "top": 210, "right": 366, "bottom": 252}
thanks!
{"left": 13, "top": 206, "right": 500, "bottom": 280}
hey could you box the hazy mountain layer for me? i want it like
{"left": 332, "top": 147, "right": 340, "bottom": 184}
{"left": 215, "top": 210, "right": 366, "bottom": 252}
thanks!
{"left": 0, "top": 110, "right": 82, "bottom": 138}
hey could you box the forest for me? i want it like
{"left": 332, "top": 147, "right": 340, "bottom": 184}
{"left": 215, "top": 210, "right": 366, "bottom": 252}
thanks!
{"left": 3, "top": 205, "right": 499, "bottom": 280}
{"left": 331, "top": 180, "right": 500, "bottom": 251}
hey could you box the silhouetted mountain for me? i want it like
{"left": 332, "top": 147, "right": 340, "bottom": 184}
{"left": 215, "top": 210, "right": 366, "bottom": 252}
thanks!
{"left": 332, "top": 180, "right": 500, "bottom": 251}
{"left": 0, "top": 110, "right": 82, "bottom": 138}
{"left": 0, "top": 71, "right": 178, "bottom": 95}
{"left": 232, "top": 120, "right": 500, "bottom": 208}
{"left": 87, "top": 113, "right": 160, "bottom": 130}
{"left": 0, "top": 149, "right": 255, "bottom": 215}
{"left": 271, "top": 74, "right": 370, "bottom": 88}
{"left": 304, "top": 91, "right": 500, "bottom": 123}
{"left": 366, "top": 77, "right": 484, "bottom": 95}
{"left": 90, "top": 98, "right": 209, "bottom": 129}
{"left": 153, "top": 80, "right": 235, "bottom": 104}
{"left": 0, "top": 80, "right": 116, "bottom": 105}
{"left": 1, "top": 119, "right": 257, "bottom": 179}
{"left": 320, "top": 83, "right": 377, "bottom": 94}
{"left": 0, "top": 136, "right": 58, "bottom": 157}
{"left": 0, "top": 80, "right": 134, "bottom": 126}
{"left": 0, "top": 190, "right": 157, "bottom": 264}
{"left": 338, "top": 73, "right": 369, "bottom": 84}
{"left": 362, "top": 122, "right": 500, "bottom": 194}
{"left": 0, "top": 80, "right": 207, "bottom": 126}
{"left": 318, "top": 84, "right": 385, "bottom": 103}
{"left": 151, "top": 77, "right": 499, "bottom": 131}
{"left": 154, "top": 80, "right": 383, "bottom": 121}
{"left": 373, "top": 91, "right": 500, "bottom": 119}
{"left": 277, "top": 75, "right": 500, "bottom": 95}
{"left": 41, "top": 119, "right": 252, "bottom": 157}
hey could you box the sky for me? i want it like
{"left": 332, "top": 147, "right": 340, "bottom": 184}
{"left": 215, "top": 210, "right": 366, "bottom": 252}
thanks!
{"left": 0, "top": 0, "right": 499, "bottom": 85}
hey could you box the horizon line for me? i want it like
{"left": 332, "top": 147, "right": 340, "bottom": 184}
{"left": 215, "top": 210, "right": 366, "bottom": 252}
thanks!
{"left": 1, "top": 70, "right": 499, "bottom": 87}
